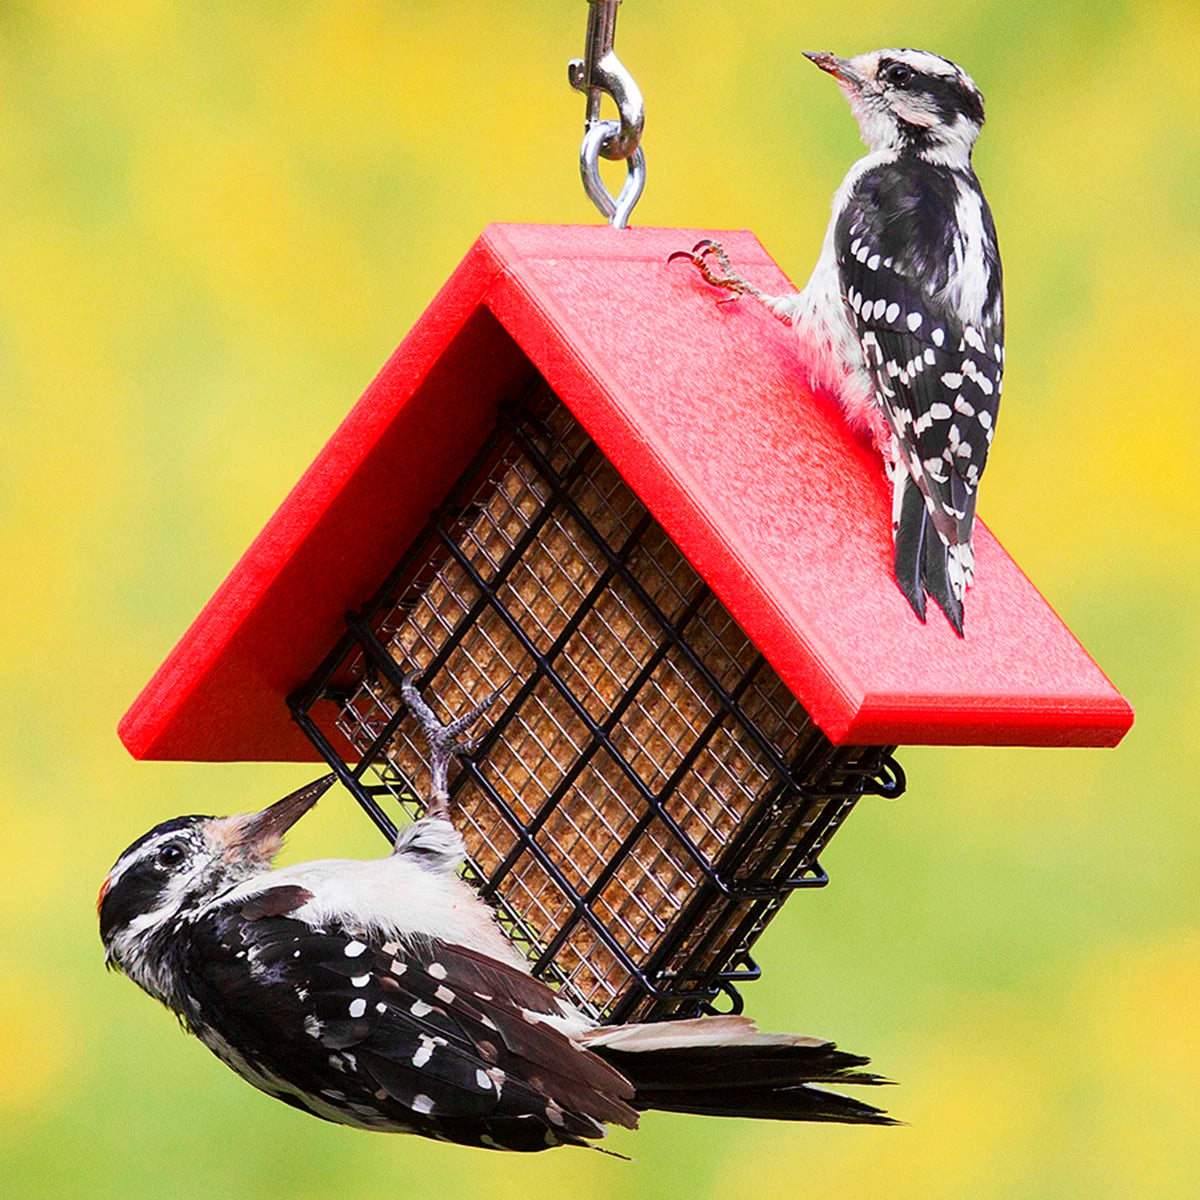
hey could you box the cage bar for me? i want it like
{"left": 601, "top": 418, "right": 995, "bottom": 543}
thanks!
{"left": 289, "top": 379, "right": 903, "bottom": 1023}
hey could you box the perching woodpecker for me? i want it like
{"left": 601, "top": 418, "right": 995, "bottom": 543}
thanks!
{"left": 673, "top": 49, "right": 1003, "bottom": 635}
{"left": 99, "top": 676, "right": 894, "bottom": 1151}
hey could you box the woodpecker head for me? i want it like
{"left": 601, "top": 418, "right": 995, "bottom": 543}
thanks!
{"left": 805, "top": 48, "right": 985, "bottom": 164}
{"left": 98, "top": 775, "right": 334, "bottom": 1000}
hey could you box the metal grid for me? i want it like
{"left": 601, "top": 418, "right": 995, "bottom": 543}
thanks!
{"left": 289, "top": 381, "right": 904, "bottom": 1023}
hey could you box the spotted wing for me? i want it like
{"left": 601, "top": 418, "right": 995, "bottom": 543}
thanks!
{"left": 836, "top": 161, "right": 1003, "bottom": 547}
{"left": 179, "top": 898, "right": 636, "bottom": 1152}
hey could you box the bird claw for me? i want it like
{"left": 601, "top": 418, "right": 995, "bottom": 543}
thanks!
{"left": 400, "top": 671, "right": 510, "bottom": 821}
{"left": 667, "top": 238, "right": 764, "bottom": 301}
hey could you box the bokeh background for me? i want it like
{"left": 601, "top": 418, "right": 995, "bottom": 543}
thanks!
{"left": 3, "top": 2, "right": 1198, "bottom": 1197}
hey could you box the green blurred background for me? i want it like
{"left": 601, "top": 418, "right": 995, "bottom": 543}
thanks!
{"left": 3, "top": 2, "right": 1197, "bottom": 1197}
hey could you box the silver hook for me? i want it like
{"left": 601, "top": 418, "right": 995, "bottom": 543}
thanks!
{"left": 568, "top": 0, "right": 646, "bottom": 229}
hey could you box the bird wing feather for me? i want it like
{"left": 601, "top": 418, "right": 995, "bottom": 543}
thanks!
{"left": 836, "top": 162, "right": 1002, "bottom": 548}
{"left": 179, "top": 906, "right": 636, "bottom": 1150}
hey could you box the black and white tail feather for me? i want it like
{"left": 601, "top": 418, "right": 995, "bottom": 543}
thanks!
{"left": 673, "top": 48, "right": 1003, "bottom": 636}
{"left": 583, "top": 1017, "right": 892, "bottom": 1126}
{"left": 99, "top": 678, "right": 894, "bottom": 1153}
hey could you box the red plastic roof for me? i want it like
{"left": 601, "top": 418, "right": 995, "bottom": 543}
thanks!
{"left": 119, "top": 223, "right": 1133, "bottom": 760}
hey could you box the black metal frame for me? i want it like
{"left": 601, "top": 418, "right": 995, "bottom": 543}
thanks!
{"left": 288, "top": 380, "right": 904, "bottom": 1023}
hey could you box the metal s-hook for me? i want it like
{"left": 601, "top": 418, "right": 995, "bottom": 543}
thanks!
{"left": 568, "top": 0, "right": 646, "bottom": 229}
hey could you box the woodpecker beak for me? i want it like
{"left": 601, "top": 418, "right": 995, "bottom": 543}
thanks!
{"left": 224, "top": 774, "right": 336, "bottom": 863}
{"left": 804, "top": 51, "right": 863, "bottom": 89}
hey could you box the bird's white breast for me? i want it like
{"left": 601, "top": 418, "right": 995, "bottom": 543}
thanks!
{"left": 789, "top": 151, "right": 893, "bottom": 439}
{"left": 222, "top": 855, "right": 529, "bottom": 971}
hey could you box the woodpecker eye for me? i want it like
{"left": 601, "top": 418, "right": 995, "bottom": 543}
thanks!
{"left": 157, "top": 843, "right": 185, "bottom": 868}
{"left": 883, "top": 63, "right": 914, "bottom": 87}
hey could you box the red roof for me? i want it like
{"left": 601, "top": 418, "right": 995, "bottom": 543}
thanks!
{"left": 119, "top": 223, "right": 1133, "bottom": 760}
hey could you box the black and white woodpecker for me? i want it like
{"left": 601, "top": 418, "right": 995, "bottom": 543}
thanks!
{"left": 99, "top": 678, "right": 894, "bottom": 1152}
{"left": 674, "top": 49, "right": 1003, "bottom": 635}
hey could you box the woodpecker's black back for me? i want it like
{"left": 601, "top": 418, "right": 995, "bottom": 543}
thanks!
{"left": 171, "top": 899, "right": 637, "bottom": 1150}
{"left": 836, "top": 156, "right": 1003, "bottom": 633}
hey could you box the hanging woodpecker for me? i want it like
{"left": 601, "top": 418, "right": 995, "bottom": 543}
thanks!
{"left": 99, "top": 677, "right": 895, "bottom": 1152}
{"left": 673, "top": 48, "right": 1003, "bottom": 636}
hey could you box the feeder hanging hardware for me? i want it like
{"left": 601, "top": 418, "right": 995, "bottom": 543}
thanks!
{"left": 568, "top": 0, "right": 646, "bottom": 229}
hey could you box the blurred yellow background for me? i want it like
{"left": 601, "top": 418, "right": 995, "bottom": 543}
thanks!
{"left": 3, "top": 2, "right": 1198, "bottom": 1197}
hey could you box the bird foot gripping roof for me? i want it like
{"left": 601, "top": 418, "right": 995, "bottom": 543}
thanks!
{"left": 289, "top": 383, "right": 904, "bottom": 1021}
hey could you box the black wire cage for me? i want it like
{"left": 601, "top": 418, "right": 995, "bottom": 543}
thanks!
{"left": 289, "top": 378, "right": 904, "bottom": 1025}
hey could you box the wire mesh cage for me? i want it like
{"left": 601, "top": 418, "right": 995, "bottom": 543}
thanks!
{"left": 290, "top": 378, "right": 904, "bottom": 1024}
